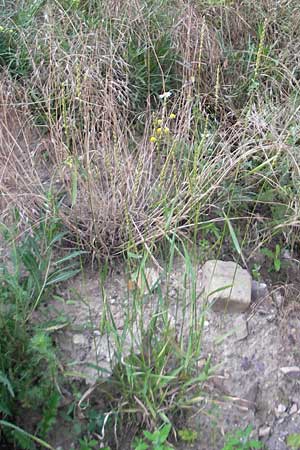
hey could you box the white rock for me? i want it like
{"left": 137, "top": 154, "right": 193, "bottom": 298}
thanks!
{"left": 258, "top": 426, "right": 271, "bottom": 438}
{"left": 276, "top": 404, "right": 287, "bottom": 416}
{"left": 290, "top": 403, "right": 298, "bottom": 415}
{"left": 201, "top": 260, "right": 252, "bottom": 313}
{"left": 73, "top": 334, "right": 86, "bottom": 345}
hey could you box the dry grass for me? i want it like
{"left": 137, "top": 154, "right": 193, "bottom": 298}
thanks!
{"left": 1, "top": 0, "right": 300, "bottom": 256}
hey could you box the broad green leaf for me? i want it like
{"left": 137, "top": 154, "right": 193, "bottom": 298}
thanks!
{"left": 158, "top": 423, "right": 172, "bottom": 443}
{"left": 274, "top": 258, "right": 281, "bottom": 272}
{"left": 54, "top": 250, "right": 87, "bottom": 266}
{"left": 45, "top": 268, "right": 80, "bottom": 286}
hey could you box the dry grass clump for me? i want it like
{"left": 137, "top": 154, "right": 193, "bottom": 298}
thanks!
{"left": 0, "top": 0, "right": 300, "bottom": 256}
{"left": 0, "top": 76, "right": 47, "bottom": 221}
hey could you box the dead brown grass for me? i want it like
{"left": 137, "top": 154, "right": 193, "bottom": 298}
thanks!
{"left": 1, "top": 0, "right": 300, "bottom": 256}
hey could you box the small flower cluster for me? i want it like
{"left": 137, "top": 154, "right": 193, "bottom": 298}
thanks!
{"left": 0, "top": 25, "right": 14, "bottom": 33}
{"left": 150, "top": 114, "right": 176, "bottom": 143}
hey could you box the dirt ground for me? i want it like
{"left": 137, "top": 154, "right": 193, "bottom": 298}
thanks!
{"left": 43, "top": 253, "right": 300, "bottom": 450}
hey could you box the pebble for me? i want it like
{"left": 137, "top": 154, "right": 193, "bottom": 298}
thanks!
{"left": 73, "top": 334, "right": 86, "bottom": 345}
{"left": 273, "top": 290, "right": 284, "bottom": 309}
{"left": 266, "top": 312, "right": 277, "bottom": 322}
{"left": 251, "top": 280, "right": 269, "bottom": 302}
{"left": 168, "top": 288, "right": 177, "bottom": 298}
{"left": 258, "top": 426, "right": 271, "bottom": 438}
{"left": 234, "top": 316, "right": 248, "bottom": 341}
{"left": 290, "top": 403, "right": 298, "bottom": 415}
{"left": 280, "top": 366, "right": 300, "bottom": 378}
{"left": 275, "top": 404, "right": 287, "bottom": 417}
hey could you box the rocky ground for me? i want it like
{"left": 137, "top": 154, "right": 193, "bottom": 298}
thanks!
{"left": 39, "top": 254, "right": 300, "bottom": 450}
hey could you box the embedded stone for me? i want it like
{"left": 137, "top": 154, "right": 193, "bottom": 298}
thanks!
{"left": 234, "top": 316, "right": 248, "bottom": 341}
{"left": 280, "top": 366, "right": 300, "bottom": 378}
{"left": 201, "top": 260, "right": 252, "bottom": 313}
{"left": 258, "top": 426, "right": 271, "bottom": 438}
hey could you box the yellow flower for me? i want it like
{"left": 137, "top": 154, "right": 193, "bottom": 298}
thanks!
{"left": 164, "top": 127, "right": 170, "bottom": 134}
{"left": 155, "top": 119, "right": 163, "bottom": 126}
{"left": 169, "top": 113, "right": 176, "bottom": 119}
{"left": 64, "top": 156, "right": 73, "bottom": 168}
{"left": 0, "top": 25, "right": 13, "bottom": 33}
{"left": 156, "top": 127, "right": 162, "bottom": 135}
{"left": 150, "top": 136, "right": 157, "bottom": 143}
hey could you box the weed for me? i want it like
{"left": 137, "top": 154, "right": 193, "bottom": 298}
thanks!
{"left": 261, "top": 244, "right": 282, "bottom": 272}
{"left": 287, "top": 434, "right": 300, "bottom": 450}
{"left": 0, "top": 208, "right": 84, "bottom": 448}
{"left": 133, "top": 423, "right": 173, "bottom": 450}
{"left": 251, "top": 264, "right": 261, "bottom": 281}
{"left": 126, "top": 33, "right": 179, "bottom": 113}
{"left": 71, "top": 436, "right": 110, "bottom": 450}
{"left": 1, "top": 0, "right": 300, "bottom": 448}
{"left": 178, "top": 428, "right": 198, "bottom": 443}
{"left": 222, "top": 425, "right": 263, "bottom": 450}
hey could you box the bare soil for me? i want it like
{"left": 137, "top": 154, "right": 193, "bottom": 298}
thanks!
{"left": 43, "top": 255, "right": 300, "bottom": 450}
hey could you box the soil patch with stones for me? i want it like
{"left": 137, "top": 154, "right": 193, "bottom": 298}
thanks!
{"left": 40, "top": 258, "right": 300, "bottom": 449}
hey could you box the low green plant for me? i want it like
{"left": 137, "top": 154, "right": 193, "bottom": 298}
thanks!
{"left": 126, "top": 32, "right": 179, "bottom": 114}
{"left": 133, "top": 423, "right": 173, "bottom": 450}
{"left": 178, "top": 428, "right": 198, "bottom": 443}
{"left": 222, "top": 425, "right": 263, "bottom": 450}
{"left": 0, "top": 208, "right": 85, "bottom": 448}
{"left": 71, "top": 436, "right": 110, "bottom": 450}
{"left": 251, "top": 264, "right": 261, "bottom": 281}
{"left": 261, "top": 244, "right": 281, "bottom": 272}
{"left": 287, "top": 434, "right": 300, "bottom": 450}
{"left": 76, "top": 239, "right": 213, "bottom": 446}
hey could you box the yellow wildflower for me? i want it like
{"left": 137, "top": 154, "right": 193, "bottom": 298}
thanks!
{"left": 164, "top": 127, "right": 170, "bottom": 134}
{"left": 64, "top": 156, "right": 73, "bottom": 168}
{"left": 150, "top": 136, "right": 157, "bottom": 143}
{"left": 169, "top": 113, "right": 176, "bottom": 119}
{"left": 156, "top": 127, "right": 162, "bottom": 135}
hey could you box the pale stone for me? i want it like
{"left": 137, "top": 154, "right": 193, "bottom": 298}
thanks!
{"left": 290, "top": 403, "right": 298, "bottom": 415}
{"left": 280, "top": 366, "right": 300, "bottom": 378}
{"left": 73, "top": 334, "right": 86, "bottom": 345}
{"left": 251, "top": 280, "right": 268, "bottom": 302}
{"left": 201, "top": 260, "right": 252, "bottom": 313}
{"left": 137, "top": 267, "right": 160, "bottom": 294}
{"left": 276, "top": 404, "right": 287, "bottom": 416}
{"left": 234, "top": 316, "right": 248, "bottom": 341}
{"left": 258, "top": 426, "right": 271, "bottom": 438}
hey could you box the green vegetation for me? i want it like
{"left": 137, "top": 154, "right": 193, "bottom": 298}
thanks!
{"left": 287, "top": 434, "right": 300, "bottom": 450}
{"left": 0, "top": 209, "right": 84, "bottom": 448}
{"left": 133, "top": 423, "right": 173, "bottom": 450}
{"left": 1, "top": 0, "right": 300, "bottom": 448}
{"left": 221, "top": 426, "right": 263, "bottom": 450}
